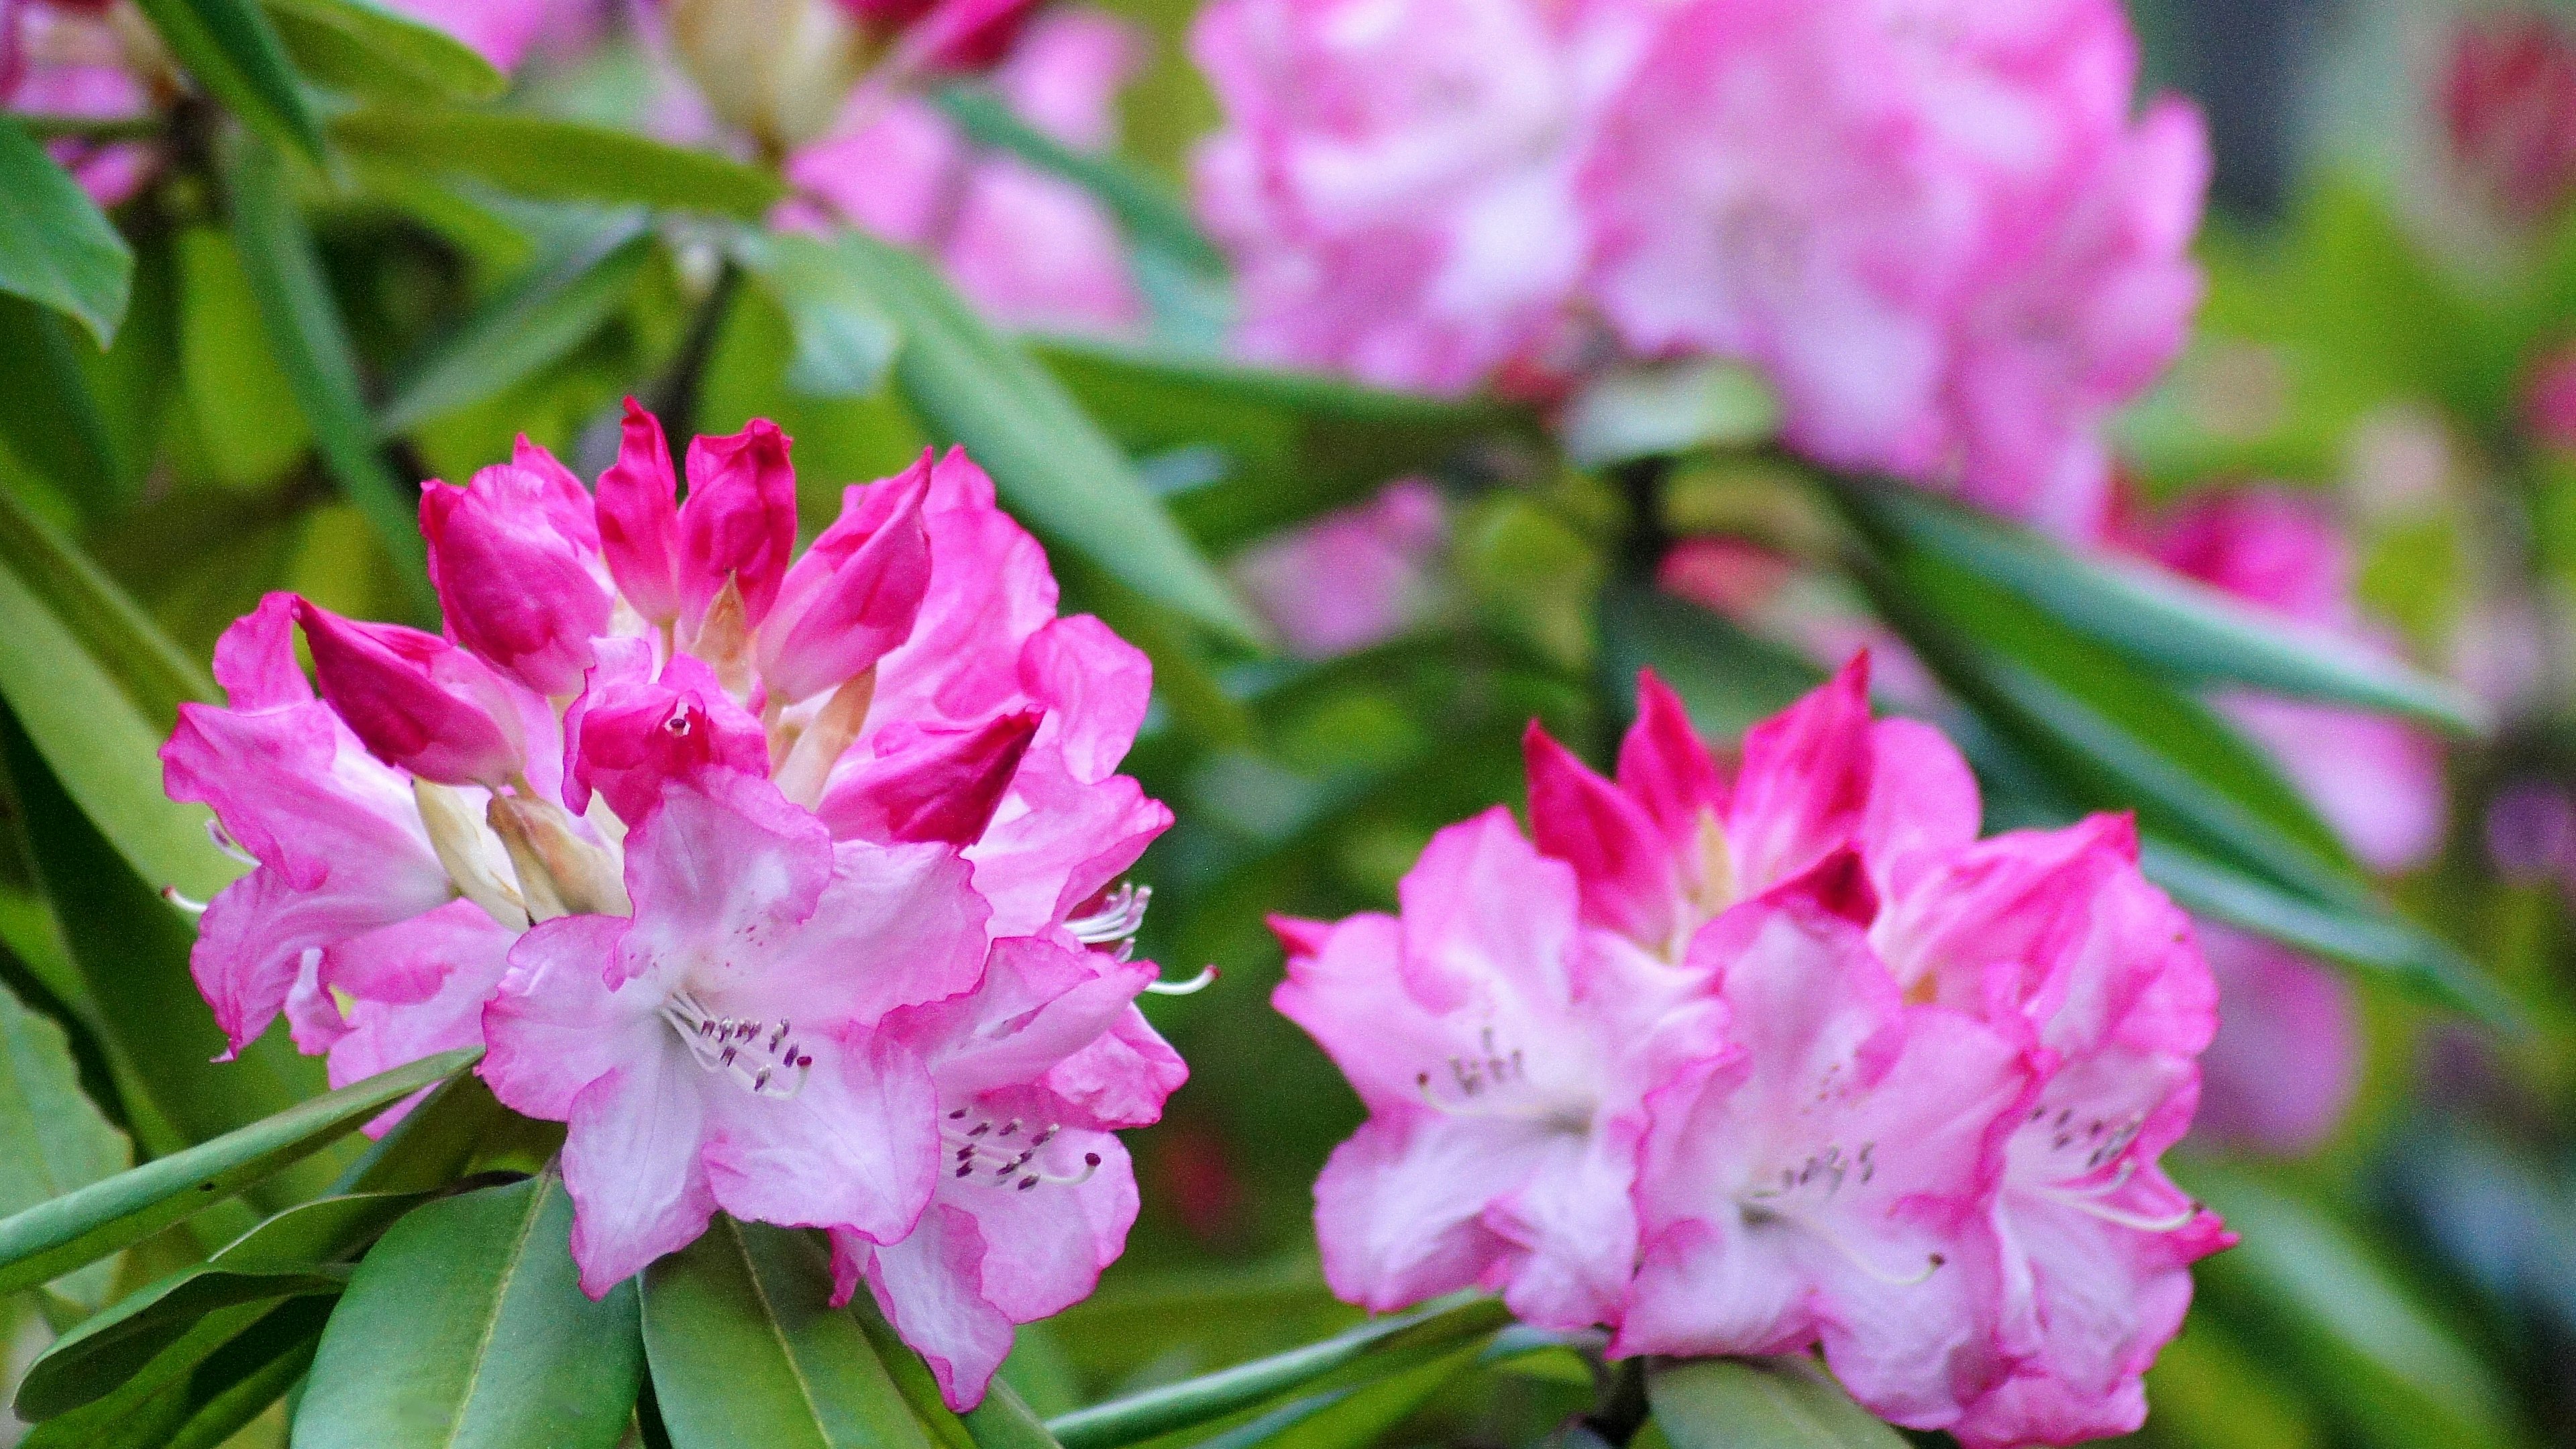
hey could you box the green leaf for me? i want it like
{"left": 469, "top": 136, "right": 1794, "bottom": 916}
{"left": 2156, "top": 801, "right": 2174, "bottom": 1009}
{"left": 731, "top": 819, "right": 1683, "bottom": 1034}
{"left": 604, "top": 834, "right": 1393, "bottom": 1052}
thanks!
{"left": 1229, "top": 1341, "right": 1487, "bottom": 1449}
{"left": 965, "top": 1380, "right": 1069, "bottom": 1449}
{"left": 0, "top": 975, "right": 131, "bottom": 1308}
{"left": 177, "top": 223, "right": 313, "bottom": 488}
{"left": 830, "top": 234, "right": 1260, "bottom": 642}
{"left": 1837, "top": 481, "right": 2488, "bottom": 737}
{"left": 20, "top": 1294, "right": 330, "bottom": 1449}
{"left": 19, "top": 1191, "right": 423, "bottom": 1419}
{"left": 0, "top": 117, "right": 133, "bottom": 347}
{"left": 331, "top": 107, "right": 788, "bottom": 217}
{"left": 740, "top": 231, "right": 902, "bottom": 400}
{"left": 643, "top": 1216, "right": 938, "bottom": 1449}
{"left": 131, "top": 0, "right": 323, "bottom": 162}
{"left": 933, "top": 85, "right": 1224, "bottom": 275}
{"left": 379, "top": 221, "right": 656, "bottom": 435}
{"left": 1646, "top": 1356, "right": 1907, "bottom": 1449}
{"left": 1045, "top": 1297, "right": 1512, "bottom": 1449}
{"left": 1597, "top": 581, "right": 1822, "bottom": 740}
{"left": 1032, "top": 335, "right": 1526, "bottom": 553}
{"left": 262, "top": 0, "right": 506, "bottom": 103}
{"left": 226, "top": 133, "right": 438, "bottom": 619}
{"left": 2184, "top": 1160, "right": 2528, "bottom": 1449}
{"left": 2139, "top": 838, "right": 2520, "bottom": 1030}
{"left": 1560, "top": 362, "right": 1779, "bottom": 468}
{"left": 296, "top": 1169, "right": 643, "bottom": 1448}
{"left": 0, "top": 294, "right": 121, "bottom": 498}
{"left": 0, "top": 1047, "right": 474, "bottom": 1299}
{"left": 0, "top": 481, "right": 215, "bottom": 733}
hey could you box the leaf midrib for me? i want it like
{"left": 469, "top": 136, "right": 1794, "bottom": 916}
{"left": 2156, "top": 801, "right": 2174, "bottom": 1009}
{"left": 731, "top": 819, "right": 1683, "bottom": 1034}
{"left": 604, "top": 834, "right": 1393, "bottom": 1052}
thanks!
{"left": 437, "top": 1174, "right": 551, "bottom": 1449}
{"left": 727, "top": 1217, "right": 839, "bottom": 1449}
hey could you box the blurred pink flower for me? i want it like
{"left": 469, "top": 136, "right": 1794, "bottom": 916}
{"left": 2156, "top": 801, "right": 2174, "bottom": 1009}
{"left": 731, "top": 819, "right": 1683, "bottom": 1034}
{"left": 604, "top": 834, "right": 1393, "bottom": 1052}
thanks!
{"left": 2188, "top": 921, "right": 2361, "bottom": 1155}
{"left": 380, "top": 0, "right": 551, "bottom": 68}
{"left": 784, "top": 8, "right": 1145, "bottom": 333}
{"left": 2524, "top": 340, "right": 2576, "bottom": 449}
{"left": 2445, "top": 13, "right": 2576, "bottom": 222}
{"left": 2, "top": 0, "right": 156, "bottom": 207}
{"left": 1232, "top": 479, "right": 1446, "bottom": 657}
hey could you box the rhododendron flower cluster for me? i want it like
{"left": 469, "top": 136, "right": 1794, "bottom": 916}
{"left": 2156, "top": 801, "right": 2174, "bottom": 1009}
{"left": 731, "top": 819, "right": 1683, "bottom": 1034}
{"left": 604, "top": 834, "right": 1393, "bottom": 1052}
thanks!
{"left": 161, "top": 405, "right": 1183, "bottom": 1409}
{"left": 1189, "top": 0, "right": 2210, "bottom": 538}
{"left": 1272, "top": 661, "right": 2231, "bottom": 1446}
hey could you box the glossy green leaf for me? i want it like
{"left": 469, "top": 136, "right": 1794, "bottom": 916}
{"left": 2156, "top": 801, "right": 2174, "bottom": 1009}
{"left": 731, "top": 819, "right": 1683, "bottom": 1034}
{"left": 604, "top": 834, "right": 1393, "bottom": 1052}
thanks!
{"left": 1234, "top": 1340, "right": 1488, "bottom": 1449}
{"left": 0, "top": 294, "right": 121, "bottom": 498}
{"left": 1032, "top": 335, "right": 1526, "bottom": 553}
{"left": 297, "top": 1169, "right": 643, "bottom": 1448}
{"left": 176, "top": 223, "right": 312, "bottom": 488}
{"left": 741, "top": 231, "right": 903, "bottom": 400}
{"left": 20, "top": 1294, "right": 329, "bottom": 1449}
{"left": 131, "top": 0, "right": 323, "bottom": 162}
{"left": 965, "top": 1379, "right": 1069, "bottom": 1449}
{"left": 19, "top": 1191, "right": 423, "bottom": 1419}
{"left": 0, "top": 117, "right": 133, "bottom": 347}
{"left": 1646, "top": 1356, "right": 1906, "bottom": 1449}
{"left": 0, "top": 481, "right": 214, "bottom": 732}
{"left": 834, "top": 234, "right": 1260, "bottom": 642}
{"left": 1838, "top": 480, "right": 2489, "bottom": 736}
{"left": 934, "top": 85, "right": 1224, "bottom": 274}
{"left": 1560, "top": 361, "right": 1779, "bottom": 468}
{"left": 331, "top": 107, "right": 788, "bottom": 217}
{"left": 262, "top": 0, "right": 506, "bottom": 103}
{"left": 0, "top": 975, "right": 130, "bottom": 1308}
{"left": 379, "top": 221, "right": 655, "bottom": 434}
{"left": 227, "top": 134, "right": 437, "bottom": 618}
{"left": 0, "top": 1047, "right": 473, "bottom": 1299}
{"left": 1046, "top": 1297, "right": 1512, "bottom": 1449}
{"left": 643, "top": 1216, "right": 938, "bottom": 1449}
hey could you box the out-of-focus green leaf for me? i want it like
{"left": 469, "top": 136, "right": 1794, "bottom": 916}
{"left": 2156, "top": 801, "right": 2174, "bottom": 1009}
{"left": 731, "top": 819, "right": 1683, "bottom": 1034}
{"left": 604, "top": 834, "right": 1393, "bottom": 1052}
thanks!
{"left": 934, "top": 84, "right": 1224, "bottom": 274}
{"left": 0, "top": 294, "right": 121, "bottom": 502}
{"left": 965, "top": 1381, "right": 1069, "bottom": 1449}
{"left": 2139, "top": 839, "right": 2520, "bottom": 1029}
{"left": 1047, "top": 1297, "right": 1511, "bottom": 1449}
{"left": 20, "top": 1294, "right": 329, "bottom": 1449}
{"left": 835, "top": 234, "right": 1260, "bottom": 643}
{"left": 296, "top": 1169, "right": 641, "bottom": 1448}
{"left": 1838, "top": 480, "right": 2488, "bottom": 736}
{"left": 740, "top": 231, "right": 902, "bottom": 399}
{"left": 1235, "top": 1341, "right": 1487, "bottom": 1449}
{"left": 227, "top": 136, "right": 437, "bottom": 617}
{"left": 262, "top": 0, "right": 506, "bottom": 103}
{"left": 331, "top": 107, "right": 787, "bottom": 217}
{"left": 2186, "top": 1159, "right": 2530, "bottom": 1449}
{"left": 0, "top": 976, "right": 130, "bottom": 1309}
{"left": 1032, "top": 335, "right": 1525, "bottom": 553}
{"left": 131, "top": 0, "right": 323, "bottom": 161}
{"left": 0, "top": 118, "right": 133, "bottom": 347}
{"left": 1560, "top": 362, "right": 1778, "bottom": 468}
{"left": 641, "top": 1216, "right": 936, "bottom": 1449}
{"left": 177, "top": 225, "right": 312, "bottom": 490}
{"left": 379, "top": 220, "right": 655, "bottom": 434}
{"left": 1597, "top": 582, "right": 1821, "bottom": 740}
{"left": 0, "top": 1048, "right": 474, "bottom": 1299}
{"left": 0, "top": 482, "right": 215, "bottom": 731}
{"left": 20, "top": 1191, "right": 423, "bottom": 1419}
{"left": 1648, "top": 1356, "right": 1905, "bottom": 1449}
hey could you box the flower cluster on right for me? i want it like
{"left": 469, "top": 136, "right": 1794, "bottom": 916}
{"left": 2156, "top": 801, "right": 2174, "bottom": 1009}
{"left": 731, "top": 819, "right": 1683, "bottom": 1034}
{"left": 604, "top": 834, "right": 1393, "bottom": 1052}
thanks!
{"left": 1272, "top": 661, "right": 2231, "bottom": 1448}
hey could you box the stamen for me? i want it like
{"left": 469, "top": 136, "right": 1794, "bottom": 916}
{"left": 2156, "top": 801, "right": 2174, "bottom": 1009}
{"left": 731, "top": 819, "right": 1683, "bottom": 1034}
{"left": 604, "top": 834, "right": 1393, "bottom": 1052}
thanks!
{"left": 1743, "top": 1203, "right": 1944, "bottom": 1286}
{"left": 938, "top": 1116, "right": 1095, "bottom": 1188}
{"left": 1069, "top": 882, "right": 1151, "bottom": 948}
{"left": 204, "top": 820, "right": 257, "bottom": 868}
{"left": 1144, "top": 965, "right": 1219, "bottom": 996}
{"left": 2046, "top": 1192, "right": 2204, "bottom": 1234}
{"left": 660, "top": 989, "right": 810, "bottom": 1098}
{"left": 162, "top": 885, "right": 209, "bottom": 915}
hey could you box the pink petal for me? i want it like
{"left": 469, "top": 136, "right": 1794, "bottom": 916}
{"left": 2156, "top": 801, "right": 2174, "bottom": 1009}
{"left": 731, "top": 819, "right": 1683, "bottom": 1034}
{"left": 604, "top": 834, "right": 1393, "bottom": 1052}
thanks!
{"left": 758, "top": 456, "right": 936, "bottom": 704}
{"left": 821, "top": 711, "right": 1041, "bottom": 849}
{"left": 1727, "top": 655, "right": 1876, "bottom": 895}
{"left": 678, "top": 419, "right": 800, "bottom": 635}
{"left": 702, "top": 1029, "right": 940, "bottom": 1244}
{"left": 1311, "top": 1114, "right": 1530, "bottom": 1313}
{"left": 1525, "top": 722, "right": 1684, "bottom": 951}
{"left": 563, "top": 1057, "right": 718, "bottom": 1297}
{"left": 1616, "top": 669, "right": 1730, "bottom": 848}
{"left": 209, "top": 592, "right": 314, "bottom": 710}
{"left": 562, "top": 642, "right": 768, "bottom": 821}
{"left": 612, "top": 771, "right": 835, "bottom": 990}
{"left": 421, "top": 462, "right": 613, "bottom": 696}
{"left": 294, "top": 599, "right": 531, "bottom": 788}
{"left": 482, "top": 915, "right": 663, "bottom": 1121}
{"left": 850, "top": 1205, "right": 1018, "bottom": 1410}
{"left": 597, "top": 400, "right": 685, "bottom": 627}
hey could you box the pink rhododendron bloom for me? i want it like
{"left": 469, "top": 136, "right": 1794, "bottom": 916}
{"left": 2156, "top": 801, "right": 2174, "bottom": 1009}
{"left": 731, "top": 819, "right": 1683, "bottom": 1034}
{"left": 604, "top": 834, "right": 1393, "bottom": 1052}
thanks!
{"left": 2445, "top": 13, "right": 2576, "bottom": 222}
{"left": 1187, "top": 0, "right": 1638, "bottom": 392}
{"left": 2, "top": 0, "right": 159, "bottom": 207}
{"left": 1231, "top": 479, "right": 1446, "bottom": 657}
{"left": 783, "top": 8, "right": 1145, "bottom": 333}
{"left": 378, "top": 0, "right": 551, "bottom": 69}
{"left": 2188, "top": 922, "right": 2360, "bottom": 1155}
{"left": 828, "top": 934, "right": 1186, "bottom": 1407}
{"left": 1271, "top": 808, "right": 1726, "bottom": 1328}
{"left": 2524, "top": 340, "right": 2576, "bottom": 449}
{"left": 166, "top": 405, "right": 1179, "bottom": 1333}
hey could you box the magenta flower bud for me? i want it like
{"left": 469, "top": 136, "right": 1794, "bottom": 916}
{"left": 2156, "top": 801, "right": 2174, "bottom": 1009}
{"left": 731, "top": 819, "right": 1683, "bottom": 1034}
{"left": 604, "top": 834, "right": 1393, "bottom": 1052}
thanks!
{"left": 596, "top": 399, "right": 684, "bottom": 626}
{"left": 294, "top": 600, "right": 528, "bottom": 787}
{"left": 562, "top": 640, "right": 769, "bottom": 822}
{"left": 421, "top": 462, "right": 614, "bottom": 697}
{"left": 678, "top": 419, "right": 800, "bottom": 637}
{"left": 823, "top": 708, "right": 1041, "bottom": 847}
{"left": 756, "top": 453, "right": 935, "bottom": 704}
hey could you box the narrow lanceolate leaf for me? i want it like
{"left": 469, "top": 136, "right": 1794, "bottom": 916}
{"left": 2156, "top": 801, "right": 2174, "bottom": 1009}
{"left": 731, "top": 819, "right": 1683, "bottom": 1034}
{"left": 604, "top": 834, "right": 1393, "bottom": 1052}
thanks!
{"left": 0, "top": 117, "right": 133, "bottom": 346}
{"left": 20, "top": 1191, "right": 424, "bottom": 1419}
{"left": 1559, "top": 360, "right": 1779, "bottom": 468}
{"left": 0, "top": 978, "right": 131, "bottom": 1309}
{"left": 1234, "top": 1341, "right": 1489, "bottom": 1449}
{"left": 1836, "top": 479, "right": 2489, "bottom": 736}
{"left": 1045, "top": 1297, "right": 1513, "bottom": 1449}
{"left": 226, "top": 133, "right": 437, "bottom": 617}
{"left": 642, "top": 1216, "right": 939, "bottom": 1449}
{"left": 0, "top": 482, "right": 215, "bottom": 733}
{"left": 19, "top": 1295, "right": 331, "bottom": 1449}
{"left": 1032, "top": 335, "right": 1526, "bottom": 553}
{"left": 1647, "top": 1357, "right": 1907, "bottom": 1449}
{"left": 0, "top": 294, "right": 122, "bottom": 499}
{"left": 932, "top": 85, "right": 1224, "bottom": 275}
{"left": 261, "top": 0, "right": 506, "bottom": 103}
{"left": 331, "top": 108, "right": 788, "bottom": 217}
{"left": 379, "top": 220, "right": 656, "bottom": 434}
{"left": 832, "top": 233, "right": 1264, "bottom": 644}
{"left": 0, "top": 1048, "right": 474, "bottom": 1299}
{"left": 740, "top": 231, "right": 902, "bottom": 400}
{"left": 296, "top": 1171, "right": 643, "bottom": 1449}
{"left": 130, "top": 0, "right": 323, "bottom": 161}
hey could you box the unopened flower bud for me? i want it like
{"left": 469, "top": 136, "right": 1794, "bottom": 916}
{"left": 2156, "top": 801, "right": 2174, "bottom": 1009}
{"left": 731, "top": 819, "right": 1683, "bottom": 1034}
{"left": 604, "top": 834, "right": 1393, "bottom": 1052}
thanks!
{"left": 421, "top": 455, "right": 613, "bottom": 696}
{"left": 679, "top": 420, "right": 800, "bottom": 639}
{"left": 816, "top": 707, "right": 1040, "bottom": 845}
{"left": 757, "top": 455, "right": 934, "bottom": 704}
{"left": 597, "top": 399, "right": 684, "bottom": 627}
{"left": 667, "top": 0, "right": 863, "bottom": 152}
{"left": 564, "top": 640, "right": 769, "bottom": 823}
{"left": 297, "top": 599, "right": 528, "bottom": 787}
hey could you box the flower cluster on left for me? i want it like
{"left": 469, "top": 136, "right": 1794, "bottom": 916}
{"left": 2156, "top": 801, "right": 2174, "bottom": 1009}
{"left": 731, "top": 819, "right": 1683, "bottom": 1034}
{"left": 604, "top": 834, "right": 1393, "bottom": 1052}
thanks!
{"left": 158, "top": 404, "right": 1186, "bottom": 1409}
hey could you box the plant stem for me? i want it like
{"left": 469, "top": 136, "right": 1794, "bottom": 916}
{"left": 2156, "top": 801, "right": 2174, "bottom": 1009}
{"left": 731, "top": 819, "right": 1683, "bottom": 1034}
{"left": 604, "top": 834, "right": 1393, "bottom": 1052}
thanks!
{"left": 1585, "top": 1356, "right": 1652, "bottom": 1448}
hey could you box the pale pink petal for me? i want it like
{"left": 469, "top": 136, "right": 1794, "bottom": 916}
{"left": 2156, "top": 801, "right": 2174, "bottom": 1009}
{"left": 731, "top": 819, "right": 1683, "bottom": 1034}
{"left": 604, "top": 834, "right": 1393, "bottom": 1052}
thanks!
{"left": 1311, "top": 1113, "right": 1533, "bottom": 1312}
{"left": 481, "top": 916, "right": 663, "bottom": 1121}
{"left": 853, "top": 1205, "right": 1019, "bottom": 1410}
{"left": 702, "top": 1029, "right": 940, "bottom": 1243}
{"left": 563, "top": 1057, "right": 718, "bottom": 1297}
